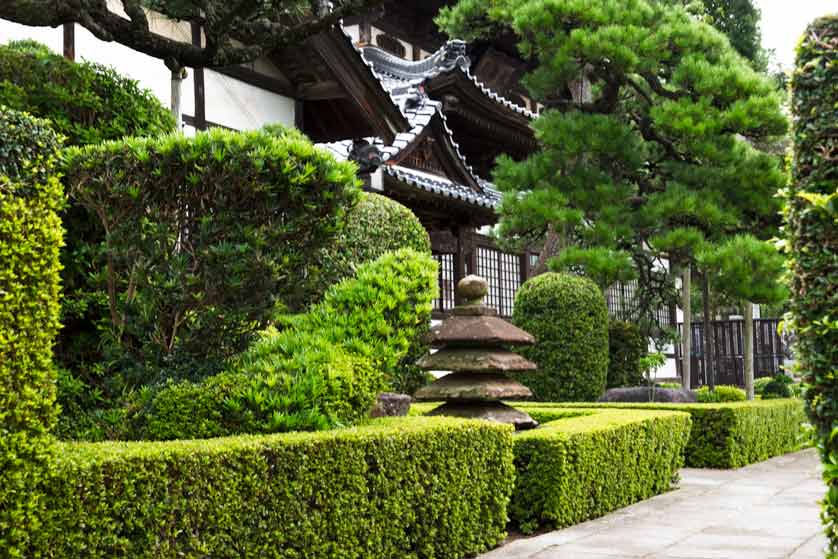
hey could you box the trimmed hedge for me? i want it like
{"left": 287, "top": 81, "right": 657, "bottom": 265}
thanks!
{"left": 30, "top": 418, "right": 514, "bottom": 558}
{"left": 143, "top": 249, "right": 438, "bottom": 440}
{"left": 61, "top": 128, "right": 360, "bottom": 383}
{"left": 513, "top": 273, "right": 609, "bottom": 401}
{"left": 607, "top": 320, "right": 646, "bottom": 388}
{"left": 529, "top": 399, "right": 808, "bottom": 468}
{"left": 0, "top": 107, "right": 64, "bottom": 555}
{"left": 511, "top": 409, "right": 690, "bottom": 533}
{"left": 788, "top": 16, "right": 838, "bottom": 550}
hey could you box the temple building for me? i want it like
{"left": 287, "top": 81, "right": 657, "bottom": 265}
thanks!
{"left": 0, "top": 0, "right": 675, "bottom": 328}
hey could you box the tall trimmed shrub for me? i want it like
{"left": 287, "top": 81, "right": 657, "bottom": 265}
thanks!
{"left": 61, "top": 128, "right": 360, "bottom": 385}
{"left": 607, "top": 320, "right": 646, "bottom": 388}
{"left": 513, "top": 273, "right": 609, "bottom": 401}
{"left": 143, "top": 249, "right": 439, "bottom": 440}
{"left": 0, "top": 107, "right": 64, "bottom": 555}
{"left": 787, "top": 15, "right": 838, "bottom": 551}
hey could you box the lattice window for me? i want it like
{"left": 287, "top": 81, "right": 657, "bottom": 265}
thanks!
{"left": 403, "top": 137, "right": 445, "bottom": 176}
{"left": 476, "top": 246, "right": 521, "bottom": 317}
{"left": 376, "top": 34, "right": 406, "bottom": 58}
{"left": 606, "top": 280, "right": 674, "bottom": 329}
{"left": 433, "top": 252, "right": 456, "bottom": 314}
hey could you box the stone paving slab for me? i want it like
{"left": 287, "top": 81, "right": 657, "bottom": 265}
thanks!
{"left": 480, "top": 449, "right": 826, "bottom": 559}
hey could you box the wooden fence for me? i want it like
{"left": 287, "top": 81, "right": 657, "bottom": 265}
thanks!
{"left": 675, "top": 318, "right": 789, "bottom": 388}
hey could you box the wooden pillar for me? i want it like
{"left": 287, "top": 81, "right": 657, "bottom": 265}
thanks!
{"left": 359, "top": 20, "right": 372, "bottom": 46}
{"left": 191, "top": 23, "right": 206, "bottom": 131}
{"left": 63, "top": 23, "right": 75, "bottom": 61}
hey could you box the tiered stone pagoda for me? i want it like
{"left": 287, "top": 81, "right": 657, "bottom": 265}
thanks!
{"left": 415, "top": 275, "right": 538, "bottom": 430}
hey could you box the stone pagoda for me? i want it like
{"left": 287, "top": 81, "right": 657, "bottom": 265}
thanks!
{"left": 414, "top": 275, "right": 538, "bottom": 430}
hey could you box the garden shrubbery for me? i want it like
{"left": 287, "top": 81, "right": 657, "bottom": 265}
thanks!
{"left": 0, "top": 107, "right": 64, "bottom": 554}
{"left": 513, "top": 273, "right": 609, "bottom": 401}
{"left": 695, "top": 385, "right": 746, "bottom": 403}
{"left": 61, "top": 128, "right": 360, "bottom": 386}
{"left": 142, "top": 249, "right": 438, "bottom": 440}
{"left": 32, "top": 418, "right": 514, "bottom": 558}
{"left": 607, "top": 320, "right": 646, "bottom": 388}
{"left": 788, "top": 16, "right": 838, "bottom": 550}
{"left": 511, "top": 408, "right": 690, "bottom": 533}
{"left": 0, "top": 40, "right": 175, "bottom": 145}
{"left": 761, "top": 374, "right": 794, "bottom": 400}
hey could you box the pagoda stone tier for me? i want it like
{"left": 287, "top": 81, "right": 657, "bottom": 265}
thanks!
{"left": 414, "top": 275, "right": 538, "bottom": 430}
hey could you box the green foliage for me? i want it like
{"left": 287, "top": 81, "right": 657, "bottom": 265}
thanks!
{"left": 658, "top": 382, "right": 683, "bottom": 389}
{"left": 31, "top": 418, "right": 514, "bottom": 558}
{"left": 438, "top": 0, "right": 787, "bottom": 341}
{"left": 0, "top": 107, "right": 63, "bottom": 555}
{"left": 298, "top": 191, "right": 433, "bottom": 395}
{"left": 510, "top": 408, "right": 690, "bottom": 533}
{"left": 607, "top": 320, "right": 646, "bottom": 388}
{"left": 513, "top": 273, "right": 609, "bottom": 401}
{"left": 787, "top": 15, "right": 838, "bottom": 551}
{"left": 299, "top": 191, "right": 431, "bottom": 306}
{"left": 697, "top": 234, "right": 787, "bottom": 304}
{"left": 61, "top": 128, "right": 360, "bottom": 386}
{"left": 695, "top": 0, "right": 767, "bottom": 69}
{"left": 143, "top": 249, "right": 438, "bottom": 440}
{"left": 538, "top": 399, "right": 808, "bottom": 468}
{"left": 0, "top": 40, "right": 175, "bottom": 146}
{"left": 696, "top": 385, "right": 746, "bottom": 403}
{"left": 762, "top": 376, "right": 793, "bottom": 400}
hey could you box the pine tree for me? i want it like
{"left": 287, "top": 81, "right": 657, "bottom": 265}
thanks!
{"left": 438, "top": 0, "right": 788, "bottom": 352}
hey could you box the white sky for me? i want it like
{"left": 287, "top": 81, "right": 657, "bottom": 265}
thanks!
{"left": 754, "top": 0, "right": 837, "bottom": 69}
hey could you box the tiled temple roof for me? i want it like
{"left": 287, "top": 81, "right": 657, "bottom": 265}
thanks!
{"left": 317, "top": 36, "right": 531, "bottom": 211}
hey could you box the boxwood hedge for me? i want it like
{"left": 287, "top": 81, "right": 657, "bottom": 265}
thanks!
{"left": 511, "top": 408, "right": 690, "bottom": 533}
{"left": 532, "top": 399, "right": 807, "bottom": 468}
{"left": 788, "top": 14, "right": 838, "bottom": 551}
{"left": 0, "top": 107, "right": 64, "bottom": 556}
{"left": 30, "top": 418, "right": 514, "bottom": 558}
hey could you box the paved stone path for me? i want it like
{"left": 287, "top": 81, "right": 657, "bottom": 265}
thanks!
{"left": 480, "top": 449, "right": 826, "bottom": 559}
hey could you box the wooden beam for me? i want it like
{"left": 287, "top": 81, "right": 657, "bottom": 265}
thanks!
{"left": 213, "top": 65, "right": 295, "bottom": 97}
{"left": 191, "top": 23, "right": 206, "bottom": 131}
{"left": 297, "top": 81, "right": 347, "bottom": 101}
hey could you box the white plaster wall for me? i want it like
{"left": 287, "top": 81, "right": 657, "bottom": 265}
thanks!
{"left": 204, "top": 69, "right": 294, "bottom": 131}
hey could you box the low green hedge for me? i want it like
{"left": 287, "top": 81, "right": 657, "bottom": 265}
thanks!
{"left": 410, "top": 403, "right": 690, "bottom": 533}
{"left": 528, "top": 399, "right": 807, "bottom": 468}
{"left": 511, "top": 409, "right": 690, "bottom": 533}
{"left": 31, "top": 417, "right": 514, "bottom": 558}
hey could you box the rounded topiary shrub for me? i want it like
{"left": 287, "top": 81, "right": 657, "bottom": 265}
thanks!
{"left": 513, "top": 272, "right": 609, "bottom": 402}
{"left": 303, "top": 191, "right": 431, "bottom": 306}
{"left": 695, "top": 385, "right": 746, "bottom": 403}
{"left": 0, "top": 107, "right": 64, "bottom": 554}
{"left": 607, "top": 320, "right": 646, "bottom": 388}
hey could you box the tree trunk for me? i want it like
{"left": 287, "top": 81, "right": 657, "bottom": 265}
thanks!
{"left": 743, "top": 300, "right": 755, "bottom": 400}
{"left": 703, "top": 273, "right": 715, "bottom": 390}
{"left": 681, "top": 264, "right": 692, "bottom": 390}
